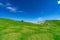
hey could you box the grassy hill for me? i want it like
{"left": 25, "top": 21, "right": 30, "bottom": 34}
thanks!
{"left": 0, "top": 18, "right": 60, "bottom": 40}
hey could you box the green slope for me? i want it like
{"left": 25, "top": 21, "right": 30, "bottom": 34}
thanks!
{"left": 0, "top": 18, "right": 60, "bottom": 40}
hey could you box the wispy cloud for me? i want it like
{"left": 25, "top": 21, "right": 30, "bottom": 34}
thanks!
{"left": 18, "top": 11, "right": 23, "bottom": 13}
{"left": 6, "top": 7, "right": 17, "bottom": 12}
{"left": 5, "top": 3, "right": 11, "bottom": 6}
{"left": 58, "top": 1, "right": 60, "bottom": 4}
{"left": 36, "top": 17, "right": 45, "bottom": 23}
{"left": 0, "top": 3, "right": 4, "bottom": 6}
{"left": 37, "top": 17, "right": 45, "bottom": 22}
{"left": 37, "top": 17, "right": 43, "bottom": 21}
{"left": 0, "top": 2, "right": 23, "bottom": 13}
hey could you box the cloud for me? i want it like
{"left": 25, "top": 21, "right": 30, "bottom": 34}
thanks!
{"left": 5, "top": 3, "right": 17, "bottom": 12}
{"left": 37, "top": 17, "right": 45, "bottom": 23}
{"left": 6, "top": 7, "right": 17, "bottom": 12}
{"left": 37, "top": 17, "right": 43, "bottom": 21}
{"left": 0, "top": 2, "right": 11, "bottom": 6}
{"left": 5, "top": 3, "right": 11, "bottom": 6}
{"left": 58, "top": 1, "right": 60, "bottom": 4}
{"left": 0, "top": 2, "right": 23, "bottom": 13}
{"left": 0, "top": 3, "right": 4, "bottom": 6}
{"left": 18, "top": 11, "right": 23, "bottom": 13}
{"left": 37, "top": 17, "right": 45, "bottom": 22}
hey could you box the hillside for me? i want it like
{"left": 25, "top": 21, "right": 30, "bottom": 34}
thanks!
{"left": 0, "top": 18, "right": 60, "bottom": 40}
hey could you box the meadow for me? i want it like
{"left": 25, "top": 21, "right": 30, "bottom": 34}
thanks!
{"left": 0, "top": 18, "right": 60, "bottom": 40}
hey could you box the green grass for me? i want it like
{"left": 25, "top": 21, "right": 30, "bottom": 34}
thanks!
{"left": 0, "top": 18, "right": 60, "bottom": 40}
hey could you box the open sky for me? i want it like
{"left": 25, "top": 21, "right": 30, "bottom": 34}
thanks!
{"left": 0, "top": 0, "right": 60, "bottom": 22}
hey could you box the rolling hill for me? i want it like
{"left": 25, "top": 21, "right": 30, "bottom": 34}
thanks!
{"left": 0, "top": 18, "right": 60, "bottom": 40}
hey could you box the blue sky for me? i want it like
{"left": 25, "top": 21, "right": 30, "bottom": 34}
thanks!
{"left": 0, "top": 0, "right": 60, "bottom": 22}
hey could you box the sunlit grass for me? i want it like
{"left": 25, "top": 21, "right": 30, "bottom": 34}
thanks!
{"left": 0, "top": 18, "right": 60, "bottom": 40}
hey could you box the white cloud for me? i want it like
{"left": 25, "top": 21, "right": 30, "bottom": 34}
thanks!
{"left": 18, "top": 11, "right": 23, "bottom": 13}
{"left": 37, "top": 17, "right": 45, "bottom": 23}
{"left": 6, "top": 7, "right": 24, "bottom": 12}
{"left": 37, "top": 17, "right": 45, "bottom": 21}
{"left": 58, "top": 1, "right": 60, "bottom": 4}
{"left": 0, "top": 3, "right": 4, "bottom": 6}
{"left": 0, "top": 2, "right": 11, "bottom": 6}
{"left": 6, "top": 7, "right": 17, "bottom": 12}
{"left": 6, "top": 3, "right": 11, "bottom": 6}
{"left": 0, "top": 2, "right": 24, "bottom": 13}
{"left": 37, "top": 17, "right": 43, "bottom": 21}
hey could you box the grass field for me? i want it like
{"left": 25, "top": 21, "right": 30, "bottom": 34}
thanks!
{"left": 0, "top": 18, "right": 60, "bottom": 40}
